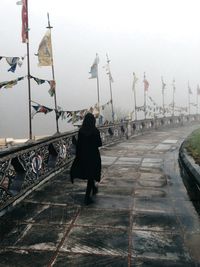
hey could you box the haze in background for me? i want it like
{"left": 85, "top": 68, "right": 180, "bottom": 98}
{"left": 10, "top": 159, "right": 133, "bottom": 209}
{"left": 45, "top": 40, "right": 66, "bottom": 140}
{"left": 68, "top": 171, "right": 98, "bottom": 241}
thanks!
{"left": 0, "top": 0, "right": 200, "bottom": 138}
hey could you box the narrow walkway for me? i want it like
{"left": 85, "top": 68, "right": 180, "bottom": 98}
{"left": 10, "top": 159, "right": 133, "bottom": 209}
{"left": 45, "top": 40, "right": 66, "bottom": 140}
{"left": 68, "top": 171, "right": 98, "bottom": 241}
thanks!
{"left": 1, "top": 125, "right": 200, "bottom": 267}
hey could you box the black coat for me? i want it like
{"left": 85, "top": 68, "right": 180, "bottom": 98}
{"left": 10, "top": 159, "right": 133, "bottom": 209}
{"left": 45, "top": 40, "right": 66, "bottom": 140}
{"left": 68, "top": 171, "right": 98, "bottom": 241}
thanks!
{"left": 70, "top": 127, "right": 102, "bottom": 181}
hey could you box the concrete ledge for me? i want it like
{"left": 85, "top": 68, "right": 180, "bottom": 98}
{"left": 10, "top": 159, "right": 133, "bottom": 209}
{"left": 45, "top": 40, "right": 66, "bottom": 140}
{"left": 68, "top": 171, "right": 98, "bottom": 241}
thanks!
{"left": 179, "top": 143, "right": 200, "bottom": 187}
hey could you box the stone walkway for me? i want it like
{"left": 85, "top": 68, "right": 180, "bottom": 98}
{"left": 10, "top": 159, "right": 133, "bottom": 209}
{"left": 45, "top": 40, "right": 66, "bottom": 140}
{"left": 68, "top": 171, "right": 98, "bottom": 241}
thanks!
{"left": 1, "top": 125, "right": 200, "bottom": 266}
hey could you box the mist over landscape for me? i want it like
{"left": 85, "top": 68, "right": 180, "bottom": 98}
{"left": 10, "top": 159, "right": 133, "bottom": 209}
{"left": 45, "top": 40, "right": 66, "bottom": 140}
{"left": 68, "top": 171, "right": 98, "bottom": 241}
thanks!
{"left": 0, "top": 0, "right": 200, "bottom": 138}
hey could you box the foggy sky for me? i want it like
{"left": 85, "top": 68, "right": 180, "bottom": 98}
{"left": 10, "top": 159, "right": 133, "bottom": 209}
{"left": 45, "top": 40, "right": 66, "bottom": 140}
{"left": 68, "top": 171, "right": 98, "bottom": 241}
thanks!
{"left": 0, "top": 0, "right": 200, "bottom": 138}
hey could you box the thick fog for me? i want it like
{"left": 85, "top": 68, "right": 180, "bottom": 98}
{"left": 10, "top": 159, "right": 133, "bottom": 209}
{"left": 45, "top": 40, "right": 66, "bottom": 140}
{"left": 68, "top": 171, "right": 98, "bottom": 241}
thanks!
{"left": 0, "top": 0, "right": 200, "bottom": 138}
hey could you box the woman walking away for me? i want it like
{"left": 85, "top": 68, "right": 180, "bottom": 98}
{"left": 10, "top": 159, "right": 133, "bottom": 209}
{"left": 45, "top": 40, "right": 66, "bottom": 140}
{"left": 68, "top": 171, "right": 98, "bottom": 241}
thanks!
{"left": 70, "top": 113, "right": 102, "bottom": 205}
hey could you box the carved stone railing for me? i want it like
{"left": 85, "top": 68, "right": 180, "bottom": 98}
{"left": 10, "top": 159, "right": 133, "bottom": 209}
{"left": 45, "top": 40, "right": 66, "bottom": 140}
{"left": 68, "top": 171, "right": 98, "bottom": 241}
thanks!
{"left": 0, "top": 114, "right": 199, "bottom": 213}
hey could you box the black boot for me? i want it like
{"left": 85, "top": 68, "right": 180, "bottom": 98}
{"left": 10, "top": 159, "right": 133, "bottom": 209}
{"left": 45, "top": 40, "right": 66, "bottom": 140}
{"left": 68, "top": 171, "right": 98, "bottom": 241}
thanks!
{"left": 84, "top": 179, "right": 94, "bottom": 205}
{"left": 84, "top": 196, "right": 94, "bottom": 205}
{"left": 93, "top": 185, "right": 98, "bottom": 195}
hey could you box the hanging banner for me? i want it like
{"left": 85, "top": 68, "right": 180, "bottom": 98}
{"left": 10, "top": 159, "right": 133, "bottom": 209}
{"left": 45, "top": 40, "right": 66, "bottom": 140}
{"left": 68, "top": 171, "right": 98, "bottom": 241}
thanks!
{"left": 89, "top": 54, "right": 99, "bottom": 79}
{"left": 37, "top": 30, "right": 52, "bottom": 66}
{"left": 21, "top": 0, "right": 28, "bottom": 43}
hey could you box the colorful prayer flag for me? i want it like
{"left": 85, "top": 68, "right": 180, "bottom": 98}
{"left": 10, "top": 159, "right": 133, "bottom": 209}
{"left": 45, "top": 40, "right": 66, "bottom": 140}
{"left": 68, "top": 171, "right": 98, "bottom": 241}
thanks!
{"left": 0, "top": 77, "right": 24, "bottom": 89}
{"left": 37, "top": 30, "right": 52, "bottom": 66}
{"left": 48, "top": 80, "right": 56, "bottom": 96}
{"left": 6, "top": 57, "right": 21, "bottom": 72}
{"left": 31, "top": 76, "right": 46, "bottom": 85}
{"left": 143, "top": 76, "right": 149, "bottom": 91}
{"left": 21, "top": 0, "right": 28, "bottom": 43}
{"left": 32, "top": 104, "right": 53, "bottom": 117}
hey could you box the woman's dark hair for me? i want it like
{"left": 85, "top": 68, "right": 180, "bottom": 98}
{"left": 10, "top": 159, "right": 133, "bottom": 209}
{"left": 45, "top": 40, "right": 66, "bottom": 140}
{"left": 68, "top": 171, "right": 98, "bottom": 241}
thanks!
{"left": 81, "top": 113, "right": 96, "bottom": 129}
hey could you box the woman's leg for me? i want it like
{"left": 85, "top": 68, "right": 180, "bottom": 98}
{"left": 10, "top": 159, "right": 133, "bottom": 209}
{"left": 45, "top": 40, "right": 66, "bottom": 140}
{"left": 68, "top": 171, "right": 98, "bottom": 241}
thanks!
{"left": 92, "top": 182, "right": 98, "bottom": 195}
{"left": 85, "top": 178, "right": 94, "bottom": 204}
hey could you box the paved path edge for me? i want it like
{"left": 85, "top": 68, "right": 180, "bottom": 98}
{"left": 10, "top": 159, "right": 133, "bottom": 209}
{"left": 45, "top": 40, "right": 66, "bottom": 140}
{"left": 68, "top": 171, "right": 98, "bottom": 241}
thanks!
{"left": 179, "top": 142, "right": 200, "bottom": 187}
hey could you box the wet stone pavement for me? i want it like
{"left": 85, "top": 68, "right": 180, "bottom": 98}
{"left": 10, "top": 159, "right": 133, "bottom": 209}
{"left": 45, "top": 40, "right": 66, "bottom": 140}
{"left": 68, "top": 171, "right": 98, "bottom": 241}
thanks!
{"left": 1, "top": 125, "right": 200, "bottom": 267}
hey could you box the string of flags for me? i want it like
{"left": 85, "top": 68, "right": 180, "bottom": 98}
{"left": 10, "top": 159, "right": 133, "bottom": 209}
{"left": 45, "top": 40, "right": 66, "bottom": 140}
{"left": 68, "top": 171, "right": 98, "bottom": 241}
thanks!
{"left": 0, "top": 74, "right": 55, "bottom": 97}
{"left": 0, "top": 56, "right": 26, "bottom": 72}
{"left": 0, "top": 76, "right": 25, "bottom": 89}
{"left": 31, "top": 100, "right": 112, "bottom": 123}
{"left": 135, "top": 95, "right": 189, "bottom": 117}
{"left": 103, "top": 63, "right": 114, "bottom": 82}
{"left": 30, "top": 75, "right": 55, "bottom": 96}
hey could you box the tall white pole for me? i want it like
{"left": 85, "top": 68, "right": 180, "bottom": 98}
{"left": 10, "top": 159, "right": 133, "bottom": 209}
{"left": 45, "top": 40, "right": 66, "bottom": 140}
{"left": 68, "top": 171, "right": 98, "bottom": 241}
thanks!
{"left": 172, "top": 79, "right": 175, "bottom": 116}
{"left": 106, "top": 54, "right": 114, "bottom": 123}
{"left": 144, "top": 72, "right": 147, "bottom": 120}
{"left": 96, "top": 53, "right": 100, "bottom": 118}
{"left": 161, "top": 76, "right": 165, "bottom": 117}
{"left": 132, "top": 72, "right": 137, "bottom": 120}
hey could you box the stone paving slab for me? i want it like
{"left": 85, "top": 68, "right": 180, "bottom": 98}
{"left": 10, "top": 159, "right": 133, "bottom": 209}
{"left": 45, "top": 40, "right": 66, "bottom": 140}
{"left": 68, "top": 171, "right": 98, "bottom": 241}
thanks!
{"left": 132, "top": 210, "right": 181, "bottom": 232}
{"left": 75, "top": 209, "right": 130, "bottom": 228}
{"left": 0, "top": 250, "right": 54, "bottom": 267}
{"left": 1, "top": 124, "right": 200, "bottom": 266}
{"left": 53, "top": 253, "right": 128, "bottom": 267}
{"left": 132, "top": 230, "right": 190, "bottom": 261}
{"left": 60, "top": 226, "right": 129, "bottom": 256}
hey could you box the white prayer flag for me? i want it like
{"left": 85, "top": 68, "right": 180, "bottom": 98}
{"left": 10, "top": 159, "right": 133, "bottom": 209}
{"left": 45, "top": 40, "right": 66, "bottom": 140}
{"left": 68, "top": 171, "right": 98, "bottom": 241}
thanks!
{"left": 89, "top": 54, "right": 99, "bottom": 79}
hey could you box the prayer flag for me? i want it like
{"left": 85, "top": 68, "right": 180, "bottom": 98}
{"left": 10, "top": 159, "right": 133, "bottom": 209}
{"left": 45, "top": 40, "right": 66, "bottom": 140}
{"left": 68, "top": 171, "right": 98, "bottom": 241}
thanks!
{"left": 89, "top": 54, "right": 99, "bottom": 79}
{"left": 37, "top": 30, "right": 52, "bottom": 66}
{"left": 48, "top": 80, "right": 56, "bottom": 96}
{"left": 32, "top": 104, "right": 53, "bottom": 117}
{"left": 0, "top": 77, "right": 24, "bottom": 89}
{"left": 104, "top": 63, "right": 114, "bottom": 82}
{"left": 172, "top": 79, "right": 176, "bottom": 92}
{"left": 6, "top": 57, "right": 21, "bottom": 72}
{"left": 21, "top": 0, "right": 28, "bottom": 43}
{"left": 31, "top": 76, "right": 46, "bottom": 85}
{"left": 188, "top": 83, "right": 192, "bottom": 94}
{"left": 143, "top": 78, "right": 149, "bottom": 91}
{"left": 161, "top": 77, "right": 166, "bottom": 91}
{"left": 197, "top": 85, "right": 200, "bottom": 95}
{"left": 132, "top": 72, "right": 138, "bottom": 91}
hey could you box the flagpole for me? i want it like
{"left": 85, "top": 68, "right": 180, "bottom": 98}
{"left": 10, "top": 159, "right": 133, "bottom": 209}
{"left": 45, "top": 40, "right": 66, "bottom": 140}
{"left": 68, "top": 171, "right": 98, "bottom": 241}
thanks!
{"left": 106, "top": 54, "right": 114, "bottom": 123}
{"left": 132, "top": 72, "right": 137, "bottom": 120}
{"left": 196, "top": 86, "right": 198, "bottom": 114}
{"left": 161, "top": 76, "right": 165, "bottom": 117}
{"left": 46, "top": 13, "right": 59, "bottom": 133}
{"left": 25, "top": 0, "right": 32, "bottom": 140}
{"left": 172, "top": 79, "right": 175, "bottom": 117}
{"left": 188, "top": 82, "right": 190, "bottom": 116}
{"left": 96, "top": 53, "right": 100, "bottom": 119}
{"left": 144, "top": 72, "right": 147, "bottom": 120}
